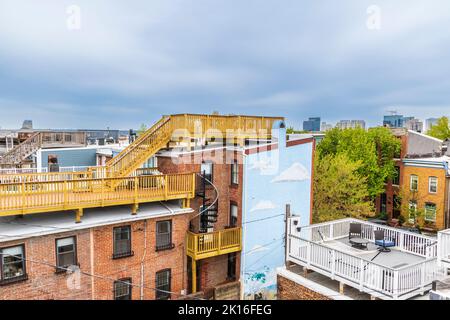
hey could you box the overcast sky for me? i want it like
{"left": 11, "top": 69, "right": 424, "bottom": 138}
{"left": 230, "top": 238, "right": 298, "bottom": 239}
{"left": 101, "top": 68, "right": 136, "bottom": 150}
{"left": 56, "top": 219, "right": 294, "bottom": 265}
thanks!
{"left": 1, "top": 1, "right": 450, "bottom": 130}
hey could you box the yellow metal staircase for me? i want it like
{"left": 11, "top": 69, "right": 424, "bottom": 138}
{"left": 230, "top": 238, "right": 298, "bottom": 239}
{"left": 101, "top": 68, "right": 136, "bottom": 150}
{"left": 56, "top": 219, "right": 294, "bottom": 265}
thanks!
{"left": 0, "top": 114, "right": 283, "bottom": 218}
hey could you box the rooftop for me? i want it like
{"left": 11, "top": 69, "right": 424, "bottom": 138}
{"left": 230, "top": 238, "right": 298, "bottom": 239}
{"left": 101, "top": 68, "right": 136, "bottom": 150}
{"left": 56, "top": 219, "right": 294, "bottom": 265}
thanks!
{"left": 0, "top": 200, "right": 192, "bottom": 242}
{"left": 287, "top": 217, "right": 446, "bottom": 299}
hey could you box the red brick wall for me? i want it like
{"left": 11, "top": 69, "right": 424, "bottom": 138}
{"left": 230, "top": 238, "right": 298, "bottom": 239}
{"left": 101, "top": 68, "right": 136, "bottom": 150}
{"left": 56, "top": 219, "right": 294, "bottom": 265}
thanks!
{"left": 277, "top": 274, "right": 330, "bottom": 300}
{"left": 0, "top": 214, "right": 189, "bottom": 300}
{"left": 157, "top": 148, "right": 243, "bottom": 292}
{"left": 0, "top": 230, "right": 92, "bottom": 300}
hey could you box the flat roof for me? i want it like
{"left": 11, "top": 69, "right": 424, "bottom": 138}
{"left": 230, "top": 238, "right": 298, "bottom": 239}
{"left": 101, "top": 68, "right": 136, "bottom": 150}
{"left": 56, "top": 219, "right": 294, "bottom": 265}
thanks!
{"left": 330, "top": 238, "right": 424, "bottom": 269}
{"left": 0, "top": 201, "right": 192, "bottom": 243}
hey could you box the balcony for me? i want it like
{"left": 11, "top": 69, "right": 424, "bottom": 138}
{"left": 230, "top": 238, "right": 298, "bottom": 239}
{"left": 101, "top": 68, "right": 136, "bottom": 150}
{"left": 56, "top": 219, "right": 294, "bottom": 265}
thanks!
{"left": 186, "top": 227, "right": 242, "bottom": 260}
{"left": 0, "top": 173, "right": 195, "bottom": 217}
{"left": 287, "top": 218, "right": 446, "bottom": 300}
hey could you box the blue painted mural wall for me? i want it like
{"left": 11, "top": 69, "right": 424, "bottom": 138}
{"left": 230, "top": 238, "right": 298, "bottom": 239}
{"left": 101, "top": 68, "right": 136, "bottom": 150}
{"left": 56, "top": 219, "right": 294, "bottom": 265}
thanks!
{"left": 241, "top": 131, "right": 313, "bottom": 300}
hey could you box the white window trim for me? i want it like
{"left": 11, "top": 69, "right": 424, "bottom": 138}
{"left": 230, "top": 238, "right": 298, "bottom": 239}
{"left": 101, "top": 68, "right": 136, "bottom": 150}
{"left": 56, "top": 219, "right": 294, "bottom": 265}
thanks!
{"left": 424, "top": 203, "right": 437, "bottom": 222}
{"left": 410, "top": 175, "right": 418, "bottom": 191}
{"left": 428, "top": 176, "right": 438, "bottom": 194}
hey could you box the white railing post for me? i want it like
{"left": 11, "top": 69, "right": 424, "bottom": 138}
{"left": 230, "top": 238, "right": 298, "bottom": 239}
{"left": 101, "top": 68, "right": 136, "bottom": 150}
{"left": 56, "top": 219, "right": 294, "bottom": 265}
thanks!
{"left": 420, "top": 262, "right": 426, "bottom": 295}
{"left": 306, "top": 242, "right": 311, "bottom": 268}
{"left": 331, "top": 250, "right": 335, "bottom": 280}
{"left": 359, "top": 258, "right": 364, "bottom": 291}
{"left": 330, "top": 224, "right": 334, "bottom": 240}
{"left": 437, "top": 233, "right": 442, "bottom": 266}
{"left": 393, "top": 271, "right": 399, "bottom": 299}
{"left": 398, "top": 233, "right": 404, "bottom": 252}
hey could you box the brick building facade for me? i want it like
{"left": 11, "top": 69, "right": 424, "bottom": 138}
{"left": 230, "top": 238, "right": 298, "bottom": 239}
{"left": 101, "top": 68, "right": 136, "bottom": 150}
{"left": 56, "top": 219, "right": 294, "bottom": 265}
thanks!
{"left": 0, "top": 204, "right": 192, "bottom": 300}
{"left": 157, "top": 147, "right": 243, "bottom": 295}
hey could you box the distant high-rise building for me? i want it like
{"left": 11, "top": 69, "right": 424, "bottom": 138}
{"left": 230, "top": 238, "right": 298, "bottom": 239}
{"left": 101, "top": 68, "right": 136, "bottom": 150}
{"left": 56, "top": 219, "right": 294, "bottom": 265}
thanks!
{"left": 425, "top": 118, "right": 439, "bottom": 132}
{"left": 383, "top": 114, "right": 404, "bottom": 128}
{"left": 321, "top": 122, "right": 333, "bottom": 132}
{"left": 336, "top": 120, "right": 366, "bottom": 130}
{"left": 404, "top": 118, "right": 424, "bottom": 133}
{"left": 303, "top": 117, "right": 321, "bottom": 132}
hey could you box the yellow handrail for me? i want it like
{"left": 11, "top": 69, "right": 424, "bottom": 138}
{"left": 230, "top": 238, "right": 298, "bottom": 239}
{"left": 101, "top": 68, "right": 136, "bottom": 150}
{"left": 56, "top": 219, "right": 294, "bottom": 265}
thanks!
{"left": 186, "top": 227, "right": 242, "bottom": 260}
{"left": 0, "top": 172, "right": 195, "bottom": 217}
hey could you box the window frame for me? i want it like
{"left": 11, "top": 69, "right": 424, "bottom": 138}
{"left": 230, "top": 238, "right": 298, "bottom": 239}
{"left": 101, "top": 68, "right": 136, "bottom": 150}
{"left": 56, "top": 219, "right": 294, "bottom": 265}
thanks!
{"left": 229, "top": 202, "right": 238, "bottom": 228}
{"left": 55, "top": 236, "right": 78, "bottom": 273}
{"left": 200, "top": 161, "right": 214, "bottom": 183}
{"left": 114, "top": 277, "right": 132, "bottom": 300}
{"left": 408, "top": 201, "right": 417, "bottom": 224}
{"left": 428, "top": 176, "right": 438, "bottom": 194}
{"left": 231, "top": 160, "right": 239, "bottom": 185}
{"left": 392, "top": 166, "right": 400, "bottom": 186}
{"left": 0, "top": 244, "right": 27, "bottom": 285}
{"left": 424, "top": 203, "right": 437, "bottom": 222}
{"left": 155, "top": 269, "right": 172, "bottom": 300}
{"left": 112, "top": 225, "right": 133, "bottom": 259}
{"left": 156, "top": 220, "right": 174, "bottom": 251}
{"left": 410, "top": 175, "right": 419, "bottom": 191}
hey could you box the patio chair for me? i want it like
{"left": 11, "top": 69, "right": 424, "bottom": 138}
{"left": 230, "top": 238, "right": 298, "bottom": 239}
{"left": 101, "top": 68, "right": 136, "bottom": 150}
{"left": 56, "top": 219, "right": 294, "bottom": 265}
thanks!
{"left": 374, "top": 230, "right": 395, "bottom": 252}
{"left": 349, "top": 223, "right": 362, "bottom": 240}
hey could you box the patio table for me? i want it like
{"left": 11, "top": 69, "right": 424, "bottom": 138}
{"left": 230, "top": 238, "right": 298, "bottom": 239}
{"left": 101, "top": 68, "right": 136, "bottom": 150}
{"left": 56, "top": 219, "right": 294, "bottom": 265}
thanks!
{"left": 349, "top": 237, "right": 369, "bottom": 250}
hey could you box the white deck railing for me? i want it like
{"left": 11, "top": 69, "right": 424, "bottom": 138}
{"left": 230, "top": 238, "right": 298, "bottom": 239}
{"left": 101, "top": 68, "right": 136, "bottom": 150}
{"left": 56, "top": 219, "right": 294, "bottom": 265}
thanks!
{"left": 437, "top": 230, "right": 450, "bottom": 266}
{"left": 287, "top": 218, "right": 446, "bottom": 300}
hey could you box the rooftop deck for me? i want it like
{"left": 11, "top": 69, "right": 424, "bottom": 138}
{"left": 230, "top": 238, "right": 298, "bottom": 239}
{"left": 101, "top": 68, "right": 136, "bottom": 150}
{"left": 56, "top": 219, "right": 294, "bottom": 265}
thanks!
{"left": 287, "top": 218, "right": 446, "bottom": 300}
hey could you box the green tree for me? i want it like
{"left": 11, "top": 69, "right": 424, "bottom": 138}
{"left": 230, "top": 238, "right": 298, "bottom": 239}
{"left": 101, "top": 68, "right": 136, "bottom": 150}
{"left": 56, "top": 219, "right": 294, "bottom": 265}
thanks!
{"left": 137, "top": 123, "right": 148, "bottom": 136}
{"left": 313, "top": 154, "right": 374, "bottom": 223}
{"left": 427, "top": 116, "right": 450, "bottom": 140}
{"left": 286, "top": 126, "right": 308, "bottom": 134}
{"left": 316, "top": 127, "right": 400, "bottom": 198}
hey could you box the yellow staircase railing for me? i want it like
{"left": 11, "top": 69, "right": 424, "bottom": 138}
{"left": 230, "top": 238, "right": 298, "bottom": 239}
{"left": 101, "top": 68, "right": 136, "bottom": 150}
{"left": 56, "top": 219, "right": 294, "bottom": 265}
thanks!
{"left": 0, "top": 172, "right": 195, "bottom": 217}
{"left": 0, "top": 131, "right": 87, "bottom": 167}
{"left": 0, "top": 114, "right": 282, "bottom": 217}
{"left": 103, "top": 114, "right": 283, "bottom": 180}
{"left": 186, "top": 227, "right": 242, "bottom": 260}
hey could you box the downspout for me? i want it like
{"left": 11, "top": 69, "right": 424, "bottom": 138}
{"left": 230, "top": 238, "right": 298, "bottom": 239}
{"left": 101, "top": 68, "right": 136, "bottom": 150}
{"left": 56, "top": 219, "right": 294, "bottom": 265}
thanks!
{"left": 140, "top": 220, "right": 147, "bottom": 300}
{"left": 240, "top": 152, "right": 248, "bottom": 300}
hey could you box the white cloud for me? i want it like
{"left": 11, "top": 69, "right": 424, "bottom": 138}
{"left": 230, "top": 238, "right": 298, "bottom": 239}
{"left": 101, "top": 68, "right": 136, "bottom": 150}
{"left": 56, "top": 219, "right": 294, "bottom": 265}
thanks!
{"left": 250, "top": 200, "right": 277, "bottom": 213}
{"left": 271, "top": 162, "right": 310, "bottom": 183}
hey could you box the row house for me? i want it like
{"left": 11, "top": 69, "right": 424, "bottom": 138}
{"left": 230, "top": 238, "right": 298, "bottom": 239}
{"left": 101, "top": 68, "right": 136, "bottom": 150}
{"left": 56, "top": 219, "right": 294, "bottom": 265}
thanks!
{"left": 0, "top": 114, "right": 299, "bottom": 300}
{"left": 376, "top": 128, "right": 450, "bottom": 231}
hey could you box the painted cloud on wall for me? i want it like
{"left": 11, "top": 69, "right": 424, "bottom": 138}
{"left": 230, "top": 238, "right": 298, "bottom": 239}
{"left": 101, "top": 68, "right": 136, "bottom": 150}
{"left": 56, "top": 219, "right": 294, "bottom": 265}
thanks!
{"left": 250, "top": 200, "right": 277, "bottom": 212}
{"left": 248, "top": 158, "right": 278, "bottom": 174}
{"left": 248, "top": 244, "right": 270, "bottom": 254}
{"left": 271, "top": 162, "right": 310, "bottom": 183}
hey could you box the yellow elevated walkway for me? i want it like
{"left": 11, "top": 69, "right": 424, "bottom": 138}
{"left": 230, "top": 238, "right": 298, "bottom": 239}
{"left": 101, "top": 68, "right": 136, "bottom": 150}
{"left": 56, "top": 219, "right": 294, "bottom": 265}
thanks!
{"left": 0, "top": 114, "right": 283, "bottom": 218}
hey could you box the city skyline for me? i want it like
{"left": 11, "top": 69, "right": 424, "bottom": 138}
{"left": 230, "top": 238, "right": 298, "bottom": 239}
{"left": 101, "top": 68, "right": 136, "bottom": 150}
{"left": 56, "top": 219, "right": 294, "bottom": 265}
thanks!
{"left": 1, "top": 1, "right": 450, "bottom": 130}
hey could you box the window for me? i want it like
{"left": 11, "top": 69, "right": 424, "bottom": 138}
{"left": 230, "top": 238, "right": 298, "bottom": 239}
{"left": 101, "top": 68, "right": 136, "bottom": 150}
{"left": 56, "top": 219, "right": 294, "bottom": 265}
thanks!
{"left": 230, "top": 203, "right": 238, "bottom": 227}
{"left": 113, "top": 226, "right": 133, "bottom": 259}
{"left": 114, "top": 278, "right": 132, "bottom": 300}
{"left": 410, "top": 175, "right": 418, "bottom": 191}
{"left": 155, "top": 269, "right": 171, "bottom": 300}
{"left": 380, "top": 193, "right": 387, "bottom": 213}
{"left": 56, "top": 236, "right": 77, "bottom": 271}
{"left": 425, "top": 203, "right": 437, "bottom": 222}
{"left": 408, "top": 201, "right": 417, "bottom": 224}
{"left": 231, "top": 161, "right": 239, "bottom": 185}
{"left": 392, "top": 166, "right": 400, "bottom": 185}
{"left": 227, "top": 253, "right": 236, "bottom": 280}
{"left": 429, "top": 177, "right": 438, "bottom": 193}
{"left": 156, "top": 220, "right": 174, "bottom": 251}
{"left": 0, "top": 245, "right": 27, "bottom": 284}
{"left": 200, "top": 161, "right": 213, "bottom": 183}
